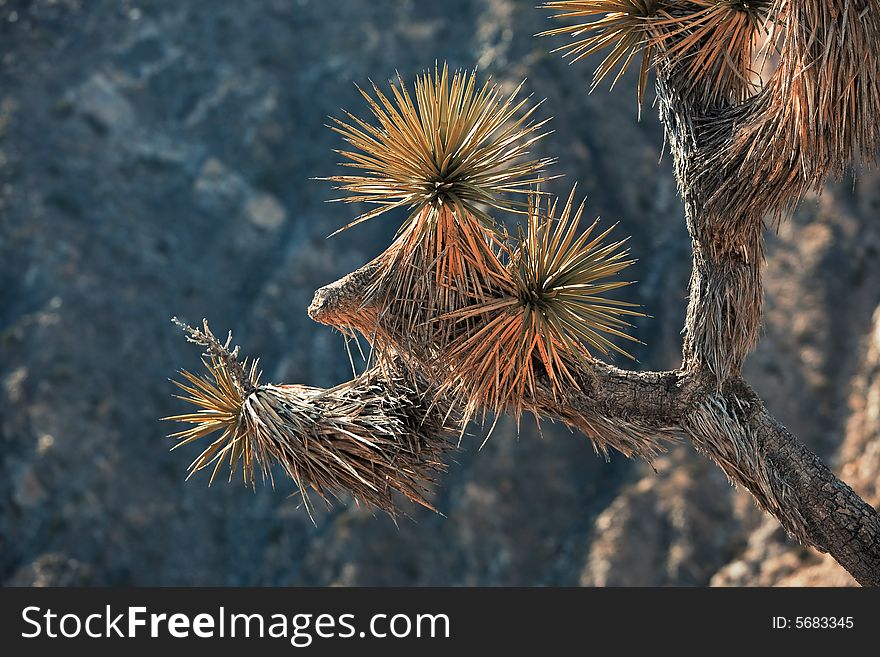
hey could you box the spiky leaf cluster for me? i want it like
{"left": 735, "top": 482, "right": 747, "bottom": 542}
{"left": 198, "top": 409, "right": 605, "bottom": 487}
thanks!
{"left": 541, "top": 0, "right": 775, "bottom": 106}
{"left": 167, "top": 355, "right": 262, "bottom": 485}
{"left": 164, "top": 321, "right": 454, "bottom": 520}
{"left": 323, "top": 65, "right": 560, "bottom": 367}
{"left": 323, "top": 66, "right": 644, "bottom": 395}
{"left": 321, "top": 66, "right": 645, "bottom": 430}
{"left": 439, "top": 188, "right": 642, "bottom": 424}
{"left": 324, "top": 63, "right": 555, "bottom": 234}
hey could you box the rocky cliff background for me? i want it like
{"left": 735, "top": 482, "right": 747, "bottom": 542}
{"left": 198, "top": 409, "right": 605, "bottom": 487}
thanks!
{"left": 2, "top": 0, "right": 878, "bottom": 586}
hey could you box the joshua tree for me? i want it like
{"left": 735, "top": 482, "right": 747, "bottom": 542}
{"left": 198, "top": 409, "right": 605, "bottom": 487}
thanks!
{"left": 166, "top": 1, "right": 880, "bottom": 585}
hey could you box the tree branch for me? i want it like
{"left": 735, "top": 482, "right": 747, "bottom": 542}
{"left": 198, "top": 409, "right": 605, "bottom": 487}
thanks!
{"left": 309, "top": 259, "right": 690, "bottom": 424}
{"left": 682, "top": 378, "right": 880, "bottom": 586}
{"left": 644, "top": 0, "right": 880, "bottom": 584}
{"left": 310, "top": 261, "right": 685, "bottom": 460}
{"left": 308, "top": 247, "right": 880, "bottom": 585}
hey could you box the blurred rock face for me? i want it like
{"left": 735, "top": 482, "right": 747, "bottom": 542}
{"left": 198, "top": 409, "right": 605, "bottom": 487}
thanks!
{"left": 0, "top": 0, "right": 876, "bottom": 586}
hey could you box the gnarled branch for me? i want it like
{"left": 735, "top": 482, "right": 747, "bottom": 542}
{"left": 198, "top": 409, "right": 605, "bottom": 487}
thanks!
{"left": 310, "top": 259, "right": 685, "bottom": 460}
{"left": 308, "top": 258, "right": 880, "bottom": 586}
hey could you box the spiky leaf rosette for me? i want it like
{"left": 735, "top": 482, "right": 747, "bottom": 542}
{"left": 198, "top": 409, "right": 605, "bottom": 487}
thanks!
{"left": 439, "top": 188, "right": 643, "bottom": 425}
{"left": 540, "top": 1, "right": 775, "bottom": 107}
{"left": 540, "top": 0, "right": 668, "bottom": 106}
{"left": 658, "top": 1, "right": 774, "bottom": 105}
{"left": 324, "top": 63, "right": 554, "bottom": 234}
{"left": 164, "top": 320, "right": 454, "bottom": 520}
